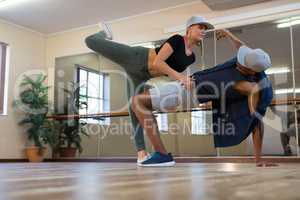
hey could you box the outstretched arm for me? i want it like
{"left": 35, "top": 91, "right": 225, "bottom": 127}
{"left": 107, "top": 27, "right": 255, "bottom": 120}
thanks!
{"left": 216, "top": 29, "right": 246, "bottom": 50}
{"left": 235, "top": 82, "right": 264, "bottom": 165}
{"left": 234, "top": 81, "right": 278, "bottom": 167}
{"left": 252, "top": 122, "right": 278, "bottom": 167}
{"left": 252, "top": 121, "right": 263, "bottom": 164}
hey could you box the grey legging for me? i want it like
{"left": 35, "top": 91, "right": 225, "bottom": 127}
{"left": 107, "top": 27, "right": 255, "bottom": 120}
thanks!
{"left": 85, "top": 31, "right": 151, "bottom": 151}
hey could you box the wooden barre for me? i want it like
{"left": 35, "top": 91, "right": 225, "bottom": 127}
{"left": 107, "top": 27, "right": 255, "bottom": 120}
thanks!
{"left": 270, "top": 98, "right": 300, "bottom": 106}
{"left": 47, "top": 97, "right": 300, "bottom": 120}
{"left": 47, "top": 108, "right": 210, "bottom": 120}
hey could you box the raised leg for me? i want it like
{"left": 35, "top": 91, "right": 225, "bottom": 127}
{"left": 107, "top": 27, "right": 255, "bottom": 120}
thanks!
{"left": 85, "top": 31, "right": 143, "bottom": 67}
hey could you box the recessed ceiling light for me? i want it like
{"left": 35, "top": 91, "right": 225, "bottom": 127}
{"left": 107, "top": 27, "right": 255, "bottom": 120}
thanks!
{"left": 277, "top": 20, "right": 300, "bottom": 28}
{"left": 265, "top": 67, "right": 291, "bottom": 75}
{"left": 0, "top": 0, "right": 32, "bottom": 8}
{"left": 276, "top": 16, "right": 300, "bottom": 28}
{"left": 276, "top": 16, "right": 300, "bottom": 24}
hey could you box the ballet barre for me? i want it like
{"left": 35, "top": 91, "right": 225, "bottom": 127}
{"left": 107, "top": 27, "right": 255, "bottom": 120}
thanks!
{"left": 47, "top": 97, "right": 300, "bottom": 121}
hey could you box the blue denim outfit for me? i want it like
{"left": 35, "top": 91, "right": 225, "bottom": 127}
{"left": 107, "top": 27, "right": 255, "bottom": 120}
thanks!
{"left": 193, "top": 57, "right": 273, "bottom": 148}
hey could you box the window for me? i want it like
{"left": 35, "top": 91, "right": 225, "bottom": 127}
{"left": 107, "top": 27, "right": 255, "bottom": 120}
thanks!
{"left": 156, "top": 113, "right": 168, "bottom": 132}
{"left": 191, "top": 111, "right": 210, "bottom": 135}
{"left": 77, "top": 66, "right": 110, "bottom": 125}
{"left": 0, "top": 42, "right": 8, "bottom": 115}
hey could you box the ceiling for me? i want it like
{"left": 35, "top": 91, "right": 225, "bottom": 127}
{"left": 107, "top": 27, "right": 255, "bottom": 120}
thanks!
{"left": 0, "top": 0, "right": 288, "bottom": 35}
{"left": 0, "top": 0, "right": 199, "bottom": 34}
{"left": 202, "top": 0, "right": 274, "bottom": 10}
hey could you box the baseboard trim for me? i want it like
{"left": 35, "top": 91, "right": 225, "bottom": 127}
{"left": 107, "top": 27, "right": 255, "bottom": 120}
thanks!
{"left": 1, "top": 157, "right": 300, "bottom": 163}
{"left": 46, "top": 156, "right": 300, "bottom": 163}
{"left": 0, "top": 159, "right": 28, "bottom": 163}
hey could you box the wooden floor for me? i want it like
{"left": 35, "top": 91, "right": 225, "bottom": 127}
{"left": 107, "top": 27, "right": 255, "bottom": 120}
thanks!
{"left": 0, "top": 163, "right": 299, "bottom": 200}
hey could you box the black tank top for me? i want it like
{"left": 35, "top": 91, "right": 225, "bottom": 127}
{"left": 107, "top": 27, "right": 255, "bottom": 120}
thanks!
{"left": 155, "top": 34, "right": 195, "bottom": 73}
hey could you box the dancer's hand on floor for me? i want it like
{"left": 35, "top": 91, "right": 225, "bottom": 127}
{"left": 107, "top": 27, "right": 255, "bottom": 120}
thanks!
{"left": 178, "top": 75, "right": 195, "bottom": 91}
{"left": 256, "top": 161, "right": 279, "bottom": 167}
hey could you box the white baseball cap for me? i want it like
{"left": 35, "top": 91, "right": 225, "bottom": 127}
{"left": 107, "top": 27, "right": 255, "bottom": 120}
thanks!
{"left": 186, "top": 16, "right": 214, "bottom": 30}
{"left": 237, "top": 45, "right": 272, "bottom": 72}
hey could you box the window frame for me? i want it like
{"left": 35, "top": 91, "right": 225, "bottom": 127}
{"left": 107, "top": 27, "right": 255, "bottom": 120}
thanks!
{"left": 191, "top": 110, "right": 211, "bottom": 135}
{"left": 76, "top": 65, "right": 110, "bottom": 125}
{"left": 0, "top": 42, "right": 8, "bottom": 115}
{"left": 156, "top": 113, "right": 169, "bottom": 133}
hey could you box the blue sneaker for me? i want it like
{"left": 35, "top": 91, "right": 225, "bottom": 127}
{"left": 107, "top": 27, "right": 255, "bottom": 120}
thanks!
{"left": 139, "top": 152, "right": 175, "bottom": 167}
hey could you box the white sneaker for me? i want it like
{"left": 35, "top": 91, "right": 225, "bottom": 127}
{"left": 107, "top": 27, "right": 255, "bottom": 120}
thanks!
{"left": 99, "top": 22, "right": 113, "bottom": 40}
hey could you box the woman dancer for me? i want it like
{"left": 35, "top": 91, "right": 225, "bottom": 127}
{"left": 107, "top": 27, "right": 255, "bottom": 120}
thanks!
{"left": 85, "top": 16, "right": 214, "bottom": 165}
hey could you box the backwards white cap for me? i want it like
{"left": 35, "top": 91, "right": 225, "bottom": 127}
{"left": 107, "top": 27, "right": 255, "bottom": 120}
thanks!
{"left": 237, "top": 46, "right": 272, "bottom": 72}
{"left": 186, "top": 16, "right": 214, "bottom": 30}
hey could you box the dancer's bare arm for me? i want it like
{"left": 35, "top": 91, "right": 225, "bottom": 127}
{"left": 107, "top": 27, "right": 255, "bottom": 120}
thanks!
{"left": 152, "top": 43, "right": 193, "bottom": 90}
{"left": 253, "top": 121, "right": 278, "bottom": 167}
{"left": 216, "top": 29, "right": 246, "bottom": 50}
{"left": 234, "top": 81, "right": 260, "bottom": 114}
{"left": 234, "top": 81, "right": 278, "bottom": 167}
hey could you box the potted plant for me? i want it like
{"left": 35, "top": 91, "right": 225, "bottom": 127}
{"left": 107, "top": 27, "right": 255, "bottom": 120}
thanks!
{"left": 55, "top": 82, "right": 89, "bottom": 158}
{"left": 58, "top": 119, "right": 88, "bottom": 157}
{"left": 14, "top": 74, "right": 53, "bottom": 162}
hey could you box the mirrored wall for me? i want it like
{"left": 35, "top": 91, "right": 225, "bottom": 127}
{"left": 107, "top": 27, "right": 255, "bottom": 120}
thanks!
{"left": 53, "top": 15, "right": 300, "bottom": 158}
{"left": 201, "top": 16, "right": 300, "bottom": 156}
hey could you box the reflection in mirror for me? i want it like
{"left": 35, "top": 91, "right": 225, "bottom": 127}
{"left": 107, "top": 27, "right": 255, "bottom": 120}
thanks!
{"left": 54, "top": 53, "right": 106, "bottom": 158}
{"left": 203, "top": 30, "right": 216, "bottom": 69}
{"left": 291, "top": 15, "right": 300, "bottom": 156}
{"left": 269, "top": 16, "right": 300, "bottom": 156}
{"left": 190, "top": 30, "right": 215, "bottom": 137}
{"left": 51, "top": 17, "right": 300, "bottom": 158}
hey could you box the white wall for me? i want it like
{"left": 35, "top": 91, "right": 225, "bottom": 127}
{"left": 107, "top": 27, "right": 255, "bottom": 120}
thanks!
{"left": 0, "top": 20, "right": 46, "bottom": 159}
